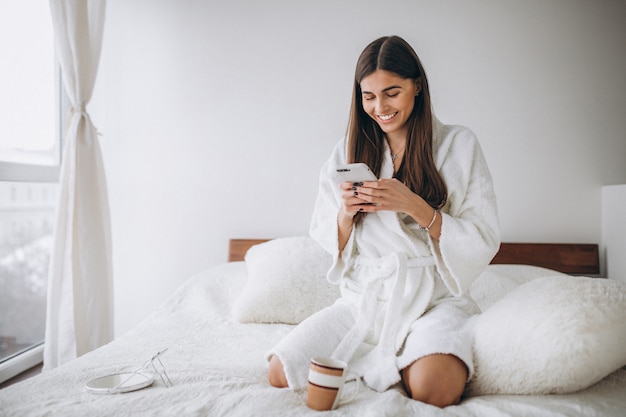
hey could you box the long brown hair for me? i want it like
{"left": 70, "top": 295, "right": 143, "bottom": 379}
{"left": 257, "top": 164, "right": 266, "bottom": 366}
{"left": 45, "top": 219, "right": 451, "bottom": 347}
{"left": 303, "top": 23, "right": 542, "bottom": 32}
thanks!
{"left": 347, "top": 36, "right": 447, "bottom": 212}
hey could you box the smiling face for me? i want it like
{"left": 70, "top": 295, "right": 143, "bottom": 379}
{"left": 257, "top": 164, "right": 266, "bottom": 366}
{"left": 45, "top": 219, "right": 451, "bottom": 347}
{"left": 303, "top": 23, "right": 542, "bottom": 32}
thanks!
{"left": 360, "top": 69, "right": 420, "bottom": 143}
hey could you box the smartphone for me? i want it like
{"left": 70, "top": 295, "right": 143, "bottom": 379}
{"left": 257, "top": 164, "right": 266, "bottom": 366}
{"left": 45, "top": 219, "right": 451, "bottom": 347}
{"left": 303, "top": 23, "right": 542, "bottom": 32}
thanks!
{"left": 335, "top": 163, "right": 378, "bottom": 183}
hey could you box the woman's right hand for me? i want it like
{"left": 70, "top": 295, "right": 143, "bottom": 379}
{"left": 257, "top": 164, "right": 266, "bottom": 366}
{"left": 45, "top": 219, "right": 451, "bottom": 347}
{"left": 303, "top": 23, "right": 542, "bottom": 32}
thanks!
{"left": 337, "top": 181, "right": 371, "bottom": 251}
{"left": 339, "top": 181, "right": 371, "bottom": 218}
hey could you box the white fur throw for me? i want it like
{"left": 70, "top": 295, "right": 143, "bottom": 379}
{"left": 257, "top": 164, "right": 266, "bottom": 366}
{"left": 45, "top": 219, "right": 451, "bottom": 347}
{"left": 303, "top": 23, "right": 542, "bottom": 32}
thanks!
{"left": 467, "top": 275, "right": 626, "bottom": 395}
{"left": 232, "top": 236, "right": 339, "bottom": 324}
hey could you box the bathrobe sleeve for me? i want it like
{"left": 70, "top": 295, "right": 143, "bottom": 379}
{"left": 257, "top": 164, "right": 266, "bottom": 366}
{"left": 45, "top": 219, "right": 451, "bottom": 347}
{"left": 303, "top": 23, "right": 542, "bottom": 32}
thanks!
{"left": 309, "top": 139, "right": 355, "bottom": 284}
{"left": 431, "top": 123, "right": 501, "bottom": 296}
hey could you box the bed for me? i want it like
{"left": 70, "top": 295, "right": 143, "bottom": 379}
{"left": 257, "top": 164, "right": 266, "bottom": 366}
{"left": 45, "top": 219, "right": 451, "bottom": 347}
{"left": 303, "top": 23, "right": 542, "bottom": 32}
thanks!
{"left": 1, "top": 237, "right": 625, "bottom": 417}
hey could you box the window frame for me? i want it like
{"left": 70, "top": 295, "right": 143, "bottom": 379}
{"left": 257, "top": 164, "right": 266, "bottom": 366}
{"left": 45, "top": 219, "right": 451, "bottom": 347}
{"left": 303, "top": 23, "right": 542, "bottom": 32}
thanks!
{"left": 0, "top": 162, "right": 59, "bottom": 183}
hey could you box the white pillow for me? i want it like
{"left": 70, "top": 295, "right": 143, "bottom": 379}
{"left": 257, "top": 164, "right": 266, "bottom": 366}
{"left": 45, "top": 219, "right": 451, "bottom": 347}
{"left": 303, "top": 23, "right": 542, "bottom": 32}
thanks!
{"left": 467, "top": 275, "right": 626, "bottom": 395}
{"left": 469, "top": 264, "right": 567, "bottom": 312}
{"left": 232, "top": 236, "right": 339, "bottom": 324}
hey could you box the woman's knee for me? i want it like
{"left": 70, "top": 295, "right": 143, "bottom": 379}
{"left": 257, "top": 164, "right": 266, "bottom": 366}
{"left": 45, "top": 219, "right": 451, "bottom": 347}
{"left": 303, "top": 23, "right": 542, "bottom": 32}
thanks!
{"left": 267, "top": 355, "right": 289, "bottom": 388}
{"left": 408, "top": 381, "right": 463, "bottom": 408}
{"left": 401, "top": 354, "right": 467, "bottom": 408}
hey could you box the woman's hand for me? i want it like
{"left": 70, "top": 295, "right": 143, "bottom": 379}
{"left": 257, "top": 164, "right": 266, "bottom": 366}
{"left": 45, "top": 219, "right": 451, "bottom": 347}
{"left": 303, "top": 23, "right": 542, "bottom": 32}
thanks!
{"left": 352, "top": 178, "right": 418, "bottom": 214}
{"left": 336, "top": 180, "right": 374, "bottom": 252}
{"left": 339, "top": 181, "right": 374, "bottom": 219}
{"left": 353, "top": 179, "right": 442, "bottom": 239}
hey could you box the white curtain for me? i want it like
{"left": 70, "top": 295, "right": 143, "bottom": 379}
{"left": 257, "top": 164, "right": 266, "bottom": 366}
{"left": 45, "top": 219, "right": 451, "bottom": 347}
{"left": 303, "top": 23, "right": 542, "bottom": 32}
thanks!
{"left": 44, "top": 0, "right": 112, "bottom": 370}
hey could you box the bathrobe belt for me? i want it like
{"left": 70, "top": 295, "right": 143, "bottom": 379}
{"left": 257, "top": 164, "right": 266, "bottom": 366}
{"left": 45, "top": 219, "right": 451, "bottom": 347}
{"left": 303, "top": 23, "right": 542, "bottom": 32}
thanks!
{"left": 332, "top": 253, "right": 436, "bottom": 364}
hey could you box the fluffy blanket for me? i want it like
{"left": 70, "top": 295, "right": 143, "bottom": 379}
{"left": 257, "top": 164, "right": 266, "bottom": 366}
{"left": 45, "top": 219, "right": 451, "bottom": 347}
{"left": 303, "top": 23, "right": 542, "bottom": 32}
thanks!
{"left": 1, "top": 262, "right": 625, "bottom": 417}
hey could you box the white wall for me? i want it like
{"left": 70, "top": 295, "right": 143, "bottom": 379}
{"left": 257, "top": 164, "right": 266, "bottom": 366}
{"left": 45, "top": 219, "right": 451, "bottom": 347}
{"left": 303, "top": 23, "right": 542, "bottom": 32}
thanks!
{"left": 91, "top": 0, "right": 626, "bottom": 336}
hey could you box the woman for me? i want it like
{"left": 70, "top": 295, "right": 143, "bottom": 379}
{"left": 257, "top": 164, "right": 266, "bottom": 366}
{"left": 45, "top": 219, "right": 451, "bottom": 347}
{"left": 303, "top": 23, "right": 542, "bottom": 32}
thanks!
{"left": 267, "top": 35, "right": 500, "bottom": 407}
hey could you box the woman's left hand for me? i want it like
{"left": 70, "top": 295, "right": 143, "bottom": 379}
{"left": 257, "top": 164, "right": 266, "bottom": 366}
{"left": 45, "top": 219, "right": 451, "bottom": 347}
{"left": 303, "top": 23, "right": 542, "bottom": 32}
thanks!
{"left": 355, "top": 178, "right": 442, "bottom": 239}
{"left": 354, "top": 178, "right": 420, "bottom": 214}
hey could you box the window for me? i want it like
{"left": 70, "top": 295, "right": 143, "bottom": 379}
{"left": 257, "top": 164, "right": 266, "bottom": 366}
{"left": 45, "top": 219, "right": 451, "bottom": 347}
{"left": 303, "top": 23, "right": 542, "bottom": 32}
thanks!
{"left": 0, "top": 2, "right": 61, "bottom": 383}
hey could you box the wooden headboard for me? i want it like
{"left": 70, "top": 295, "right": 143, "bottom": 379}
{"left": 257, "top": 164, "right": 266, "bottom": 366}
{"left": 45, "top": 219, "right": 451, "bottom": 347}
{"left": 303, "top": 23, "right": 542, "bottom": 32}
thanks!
{"left": 491, "top": 243, "right": 599, "bottom": 275}
{"left": 228, "top": 239, "right": 600, "bottom": 275}
{"left": 228, "top": 239, "right": 270, "bottom": 262}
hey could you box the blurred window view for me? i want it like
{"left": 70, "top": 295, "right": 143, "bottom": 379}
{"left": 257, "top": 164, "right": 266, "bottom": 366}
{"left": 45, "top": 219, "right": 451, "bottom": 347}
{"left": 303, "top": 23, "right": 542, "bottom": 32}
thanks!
{"left": 0, "top": 183, "right": 57, "bottom": 362}
{"left": 0, "top": 2, "right": 60, "bottom": 365}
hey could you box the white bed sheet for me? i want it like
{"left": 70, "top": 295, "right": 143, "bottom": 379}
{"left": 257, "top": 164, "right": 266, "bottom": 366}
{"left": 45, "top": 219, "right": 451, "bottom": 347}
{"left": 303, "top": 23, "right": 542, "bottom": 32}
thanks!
{"left": 1, "top": 262, "right": 625, "bottom": 417}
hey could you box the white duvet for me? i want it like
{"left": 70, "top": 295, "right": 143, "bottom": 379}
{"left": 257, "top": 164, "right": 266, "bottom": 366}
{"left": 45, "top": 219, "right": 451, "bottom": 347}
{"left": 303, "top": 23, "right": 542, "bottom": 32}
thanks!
{"left": 1, "top": 262, "right": 625, "bottom": 417}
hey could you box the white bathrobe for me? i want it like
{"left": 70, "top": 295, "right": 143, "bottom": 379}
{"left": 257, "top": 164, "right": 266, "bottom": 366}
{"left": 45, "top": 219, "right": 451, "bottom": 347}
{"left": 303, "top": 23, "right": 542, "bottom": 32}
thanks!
{"left": 307, "top": 117, "right": 501, "bottom": 391}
